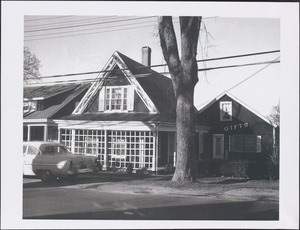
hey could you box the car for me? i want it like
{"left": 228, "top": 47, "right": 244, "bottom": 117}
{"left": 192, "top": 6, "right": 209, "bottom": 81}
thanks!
{"left": 23, "top": 141, "right": 100, "bottom": 182}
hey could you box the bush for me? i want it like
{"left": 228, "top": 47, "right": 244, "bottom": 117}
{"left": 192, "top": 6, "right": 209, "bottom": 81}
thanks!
{"left": 198, "top": 160, "right": 223, "bottom": 177}
{"left": 220, "top": 161, "right": 248, "bottom": 178}
{"left": 126, "top": 163, "right": 133, "bottom": 174}
{"left": 266, "top": 162, "right": 279, "bottom": 180}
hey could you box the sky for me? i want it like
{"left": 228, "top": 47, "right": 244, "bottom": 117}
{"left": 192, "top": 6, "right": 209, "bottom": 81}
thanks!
{"left": 23, "top": 15, "right": 280, "bottom": 117}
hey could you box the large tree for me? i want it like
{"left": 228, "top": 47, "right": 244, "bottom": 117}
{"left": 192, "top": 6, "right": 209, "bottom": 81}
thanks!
{"left": 158, "top": 16, "right": 201, "bottom": 182}
{"left": 24, "top": 47, "right": 41, "bottom": 83}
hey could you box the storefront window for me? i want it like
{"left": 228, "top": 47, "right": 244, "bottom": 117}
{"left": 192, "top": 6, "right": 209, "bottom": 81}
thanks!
{"left": 229, "top": 134, "right": 261, "bottom": 153}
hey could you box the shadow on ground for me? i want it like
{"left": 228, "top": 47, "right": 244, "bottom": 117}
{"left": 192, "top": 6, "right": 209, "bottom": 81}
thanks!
{"left": 23, "top": 172, "right": 159, "bottom": 189}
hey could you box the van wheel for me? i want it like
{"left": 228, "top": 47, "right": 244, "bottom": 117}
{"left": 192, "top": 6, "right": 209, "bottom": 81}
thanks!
{"left": 40, "top": 170, "right": 53, "bottom": 182}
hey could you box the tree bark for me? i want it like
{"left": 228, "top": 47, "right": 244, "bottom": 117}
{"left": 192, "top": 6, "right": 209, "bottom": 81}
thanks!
{"left": 158, "top": 16, "right": 201, "bottom": 182}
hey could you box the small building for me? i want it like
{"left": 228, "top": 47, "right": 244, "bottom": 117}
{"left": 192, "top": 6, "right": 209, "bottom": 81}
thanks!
{"left": 196, "top": 92, "right": 277, "bottom": 177}
{"left": 23, "top": 83, "right": 90, "bottom": 142}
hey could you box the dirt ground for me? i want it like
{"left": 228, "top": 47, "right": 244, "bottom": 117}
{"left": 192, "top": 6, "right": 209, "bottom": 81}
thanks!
{"left": 77, "top": 172, "right": 279, "bottom": 203}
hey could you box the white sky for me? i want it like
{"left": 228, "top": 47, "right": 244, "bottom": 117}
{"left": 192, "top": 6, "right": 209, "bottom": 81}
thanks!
{"left": 24, "top": 16, "right": 280, "bottom": 116}
{"left": 1, "top": 2, "right": 299, "bottom": 229}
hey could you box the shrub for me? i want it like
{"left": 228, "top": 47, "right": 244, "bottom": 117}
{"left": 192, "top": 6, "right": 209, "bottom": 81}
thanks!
{"left": 220, "top": 161, "right": 248, "bottom": 178}
{"left": 126, "top": 163, "right": 133, "bottom": 174}
{"left": 198, "top": 160, "right": 223, "bottom": 177}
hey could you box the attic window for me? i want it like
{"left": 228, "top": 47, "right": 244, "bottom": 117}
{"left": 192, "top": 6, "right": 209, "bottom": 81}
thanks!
{"left": 99, "top": 86, "right": 134, "bottom": 112}
{"left": 220, "top": 101, "right": 232, "bottom": 121}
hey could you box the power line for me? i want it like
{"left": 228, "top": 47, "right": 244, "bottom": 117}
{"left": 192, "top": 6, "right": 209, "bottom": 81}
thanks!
{"left": 23, "top": 17, "right": 216, "bottom": 42}
{"left": 24, "top": 16, "right": 158, "bottom": 33}
{"left": 24, "top": 16, "right": 73, "bottom": 22}
{"left": 24, "top": 24, "right": 158, "bottom": 42}
{"left": 24, "top": 16, "right": 118, "bottom": 28}
{"left": 25, "top": 59, "right": 280, "bottom": 86}
{"left": 195, "top": 56, "right": 280, "bottom": 109}
{"left": 34, "top": 50, "right": 280, "bottom": 79}
{"left": 24, "top": 20, "right": 158, "bottom": 38}
{"left": 226, "top": 56, "right": 280, "bottom": 92}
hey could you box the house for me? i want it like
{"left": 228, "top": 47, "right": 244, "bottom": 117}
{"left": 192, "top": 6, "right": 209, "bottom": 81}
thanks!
{"left": 23, "top": 47, "right": 277, "bottom": 176}
{"left": 23, "top": 83, "right": 90, "bottom": 142}
{"left": 196, "top": 91, "right": 278, "bottom": 177}
{"left": 48, "top": 47, "right": 209, "bottom": 172}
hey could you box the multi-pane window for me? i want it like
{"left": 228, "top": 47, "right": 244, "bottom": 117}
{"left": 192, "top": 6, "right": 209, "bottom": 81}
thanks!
{"left": 220, "top": 101, "right": 232, "bottom": 121}
{"left": 108, "top": 131, "right": 154, "bottom": 170}
{"left": 61, "top": 129, "right": 106, "bottom": 166}
{"left": 60, "top": 129, "right": 155, "bottom": 170}
{"left": 229, "top": 134, "right": 261, "bottom": 153}
{"left": 100, "top": 86, "right": 133, "bottom": 112}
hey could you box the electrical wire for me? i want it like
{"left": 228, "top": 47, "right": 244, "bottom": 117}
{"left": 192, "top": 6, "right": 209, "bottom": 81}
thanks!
{"left": 24, "top": 16, "right": 73, "bottom": 22}
{"left": 24, "top": 16, "right": 118, "bottom": 28}
{"left": 24, "top": 20, "right": 159, "bottom": 38}
{"left": 24, "top": 59, "right": 280, "bottom": 86}
{"left": 32, "top": 50, "right": 280, "bottom": 80}
{"left": 195, "top": 56, "right": 280, "bottom": 109}
{"left": 24, "top": 16, "right": 158, "bottom": 33}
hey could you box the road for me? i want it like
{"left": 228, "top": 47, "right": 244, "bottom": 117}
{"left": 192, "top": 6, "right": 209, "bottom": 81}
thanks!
{"left": 23, "top": 175, "right": 279, "bottom": 220}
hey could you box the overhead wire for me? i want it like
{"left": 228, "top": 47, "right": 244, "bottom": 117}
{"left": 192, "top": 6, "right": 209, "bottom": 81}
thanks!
{"left": 24, "top": 16, "right": 158, "bottom": 33}
{"left": 195, "top": 56, "right": 280, "bottom": 109}
{"left": 24, "top": 19, "right": 159, "bottom": 38}
{"left": 24, "top": 58, "right": 280, "bottom": 86}
{"left": 31, "top": 50, "right": 280, "bottom": 80}
{"left": 24, "top": 16, "right": 73, "bottom": 22}
{"left": 24, "top": 16, "right": 118, "bottom": 28}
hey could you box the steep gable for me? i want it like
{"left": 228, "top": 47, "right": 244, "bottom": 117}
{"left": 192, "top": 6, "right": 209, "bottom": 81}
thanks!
{"left": 71, "top": 51, "right": 176, "bottom": 121}
{"left": 197, "top": 92, "right": 275, "bottom": 129}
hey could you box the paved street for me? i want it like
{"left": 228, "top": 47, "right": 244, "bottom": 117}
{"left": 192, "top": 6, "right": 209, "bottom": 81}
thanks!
{"left": 23, "top": 174, "right": 279, "bottom": 220}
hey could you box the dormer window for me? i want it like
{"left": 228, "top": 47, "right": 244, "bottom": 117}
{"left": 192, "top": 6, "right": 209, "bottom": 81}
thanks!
{"left": 220, "top": 101, "right": 232, "bottom": 121}
{"left": 23, "top": 100, "right": 44, "bottom": 113}
{"left": 99, "top": 85, "right": 134, "bottom": 112}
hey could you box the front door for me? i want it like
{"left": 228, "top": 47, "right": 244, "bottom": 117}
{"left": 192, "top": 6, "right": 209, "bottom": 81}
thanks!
{"left": 213, "top": 134, "right": 224, "bottom": 159}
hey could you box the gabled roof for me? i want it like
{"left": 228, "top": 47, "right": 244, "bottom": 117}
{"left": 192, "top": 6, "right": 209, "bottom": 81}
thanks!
{"left": 117, "top": 52, "right": 176, "bottom": 118}
{"left": 197, "top": 91, "right": 275, "bottom": 127}
{"left": 71, "top": 51, "right": 176, "bottom": 122}
{"left": 24, "top": 83, "right": 90, "bottom": 119}
{"left": 24, "top": 83, "right": 79, "bottom": 100}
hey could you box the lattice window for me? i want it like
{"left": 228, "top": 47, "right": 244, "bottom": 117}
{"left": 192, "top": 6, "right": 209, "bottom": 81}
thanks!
{"left": 60, "top": 129, "right": 106, "bottom": 166}
{"left": 107, "top": 131, "right": 154, "bottom": 170}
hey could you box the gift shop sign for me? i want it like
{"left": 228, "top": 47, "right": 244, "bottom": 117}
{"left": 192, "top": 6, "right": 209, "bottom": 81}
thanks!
{"left": 224, "top": 122, "right": 248, "bottom": 132}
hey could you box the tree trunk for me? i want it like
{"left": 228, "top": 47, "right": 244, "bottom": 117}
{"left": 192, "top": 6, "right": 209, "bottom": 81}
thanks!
{"left": 158, "top": 16, "right": 201, "bottom": 182}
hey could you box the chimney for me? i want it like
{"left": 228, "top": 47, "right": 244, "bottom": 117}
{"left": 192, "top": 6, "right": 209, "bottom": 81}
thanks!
{"left": 142, "top": 46, "right": 151, "bottom": 67}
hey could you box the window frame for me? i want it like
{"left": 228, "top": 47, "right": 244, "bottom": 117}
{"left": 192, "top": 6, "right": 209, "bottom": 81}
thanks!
{"left": 99, "top": 85, "right": 133, "bottom": 112}
{"left": 220, "top": 101, "right": 232, "bottom": 121}
{"left": 229, "top": 134, "right": 262, "bottom": 153}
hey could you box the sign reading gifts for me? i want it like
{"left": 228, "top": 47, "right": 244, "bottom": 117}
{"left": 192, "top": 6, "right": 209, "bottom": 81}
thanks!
{"left": 224, "top": 122, "right": 249, "bottom": 132}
